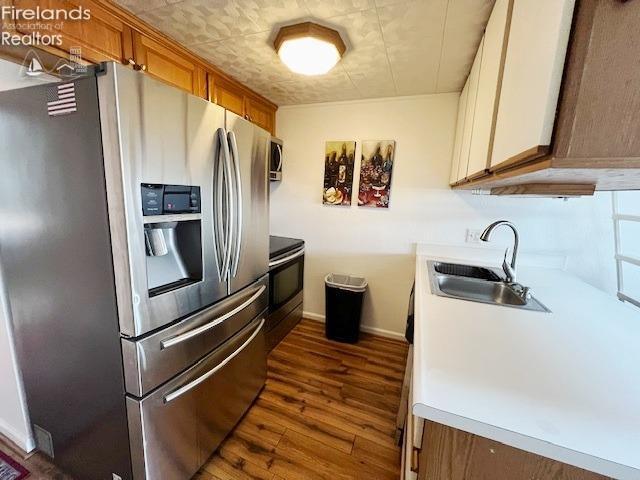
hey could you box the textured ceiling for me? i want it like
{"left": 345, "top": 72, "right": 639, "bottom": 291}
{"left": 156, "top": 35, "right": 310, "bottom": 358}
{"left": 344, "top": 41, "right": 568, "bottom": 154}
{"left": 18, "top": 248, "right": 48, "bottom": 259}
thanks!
{"left": 116, "top": 0, "right": 495, "bottom": 105}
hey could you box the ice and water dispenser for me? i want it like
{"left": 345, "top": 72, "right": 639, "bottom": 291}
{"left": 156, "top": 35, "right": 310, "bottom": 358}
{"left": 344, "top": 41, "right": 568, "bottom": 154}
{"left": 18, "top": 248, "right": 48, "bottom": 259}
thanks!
{"left": 141, "top": 184, "right": 203, "bottom": 296}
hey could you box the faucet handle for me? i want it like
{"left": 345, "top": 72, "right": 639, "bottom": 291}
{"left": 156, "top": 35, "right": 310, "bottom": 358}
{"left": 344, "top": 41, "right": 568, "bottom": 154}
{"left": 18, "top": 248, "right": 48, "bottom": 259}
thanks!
{"left": 509, "top": 282, "right": 532, "bottom": 300}
{"left": 502, "top": 248, "right": 516, "bottom": 283}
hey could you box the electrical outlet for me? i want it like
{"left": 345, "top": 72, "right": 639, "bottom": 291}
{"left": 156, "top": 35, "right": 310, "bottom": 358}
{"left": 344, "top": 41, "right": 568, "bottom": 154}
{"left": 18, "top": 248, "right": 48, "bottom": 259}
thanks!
{"left": 465, "top": 228, "right": 483, "bottom": 244}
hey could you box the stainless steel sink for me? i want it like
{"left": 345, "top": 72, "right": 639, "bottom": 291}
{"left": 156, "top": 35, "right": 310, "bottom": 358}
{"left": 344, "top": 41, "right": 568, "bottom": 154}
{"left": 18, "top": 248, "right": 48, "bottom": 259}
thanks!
{"left": 428, "top": 261, "right": 550, "bottom": 312}
{"left": 432, "top": 261, "right": 502, "bottom": 281}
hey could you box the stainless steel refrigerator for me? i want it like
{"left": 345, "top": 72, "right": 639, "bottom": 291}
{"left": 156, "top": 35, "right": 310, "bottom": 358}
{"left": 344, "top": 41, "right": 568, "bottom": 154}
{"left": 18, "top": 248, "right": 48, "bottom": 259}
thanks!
{"left": 0, "top": 61, "right": 270, "bottom": 479}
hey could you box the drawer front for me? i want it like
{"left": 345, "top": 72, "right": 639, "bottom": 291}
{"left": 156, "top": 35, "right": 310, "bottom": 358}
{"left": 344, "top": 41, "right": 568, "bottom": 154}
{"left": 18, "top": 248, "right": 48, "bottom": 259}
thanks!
{"left": 266, "top": 300, "right": 302, "bottom": 352}
{"left": 122, "top": 275, "right": 268, "bottom": 396}
{"left": 127, "top": 316, "right": 266, "bottom": 480}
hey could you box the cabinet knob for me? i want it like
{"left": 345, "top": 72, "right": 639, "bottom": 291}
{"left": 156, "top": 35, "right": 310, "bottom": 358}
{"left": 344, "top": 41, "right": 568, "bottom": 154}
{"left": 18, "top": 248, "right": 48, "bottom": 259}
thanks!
{"left": 127, "top": 58, "right": 147, "bottom": 72}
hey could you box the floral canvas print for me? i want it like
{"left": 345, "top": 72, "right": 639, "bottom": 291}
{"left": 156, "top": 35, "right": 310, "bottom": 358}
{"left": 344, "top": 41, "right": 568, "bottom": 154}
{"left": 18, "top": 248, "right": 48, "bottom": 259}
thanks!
{"left": 358, "top": 140, "right": 395, "bottom": 208}
{"left": 323, "top": 141, "right": 356, "bottom": 206}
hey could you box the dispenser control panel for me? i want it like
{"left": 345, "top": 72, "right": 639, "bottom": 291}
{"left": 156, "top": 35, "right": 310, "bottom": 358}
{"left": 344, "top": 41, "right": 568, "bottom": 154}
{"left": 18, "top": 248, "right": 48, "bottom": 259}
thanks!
{"left": 141, "top": 184, "right": 201, "bottom": 216}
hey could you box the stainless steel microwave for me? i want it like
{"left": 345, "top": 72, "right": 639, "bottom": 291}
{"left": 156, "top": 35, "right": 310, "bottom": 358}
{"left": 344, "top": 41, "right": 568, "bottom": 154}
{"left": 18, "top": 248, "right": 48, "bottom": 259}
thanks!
{"left": 270, "top": 137, "right": 283, "bottom": 181}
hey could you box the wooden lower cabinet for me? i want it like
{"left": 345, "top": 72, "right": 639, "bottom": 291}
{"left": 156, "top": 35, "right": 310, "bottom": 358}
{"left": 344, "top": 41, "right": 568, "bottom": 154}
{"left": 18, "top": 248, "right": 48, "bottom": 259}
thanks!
{"left": 415, "top": 421, "right": 609, "bottom": 480}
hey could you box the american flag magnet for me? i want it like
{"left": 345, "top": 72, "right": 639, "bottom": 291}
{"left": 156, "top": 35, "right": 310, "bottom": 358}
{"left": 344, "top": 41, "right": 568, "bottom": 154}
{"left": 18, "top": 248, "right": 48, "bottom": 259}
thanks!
{"left": 47, "top": 83, "right": 77, "bottom": 116}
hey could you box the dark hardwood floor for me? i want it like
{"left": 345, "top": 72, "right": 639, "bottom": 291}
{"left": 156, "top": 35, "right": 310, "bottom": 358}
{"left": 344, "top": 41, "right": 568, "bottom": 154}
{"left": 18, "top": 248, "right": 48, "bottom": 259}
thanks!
{"left": 0, "top": 319, "right": 409, "bottom": 480}
{"left": 196, "top": 319, "right": 409, "bottom": 480}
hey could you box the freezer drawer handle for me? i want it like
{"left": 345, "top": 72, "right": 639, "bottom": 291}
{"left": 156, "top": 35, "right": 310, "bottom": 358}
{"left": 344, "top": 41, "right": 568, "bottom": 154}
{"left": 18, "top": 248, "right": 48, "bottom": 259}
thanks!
{"left": 163, "top": 318, "right": 265, "bottom": 404}
{"left": 268, "top": 247, "right": 305, "bottom": 268}
{"left": 160, "top": 285, "right": 267, "bottom": 349}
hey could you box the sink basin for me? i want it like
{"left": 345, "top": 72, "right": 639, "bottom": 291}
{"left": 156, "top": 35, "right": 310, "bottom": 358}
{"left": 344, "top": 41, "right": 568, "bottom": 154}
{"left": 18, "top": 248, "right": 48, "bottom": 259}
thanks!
{"left": 437, "top": 275, "right": 526, "bottom": 305}
{"left": 427, "top": 261, "right": 550, "bottom": 313}
{"left": 432, "top": 262, "right": 501, "bottom": 281}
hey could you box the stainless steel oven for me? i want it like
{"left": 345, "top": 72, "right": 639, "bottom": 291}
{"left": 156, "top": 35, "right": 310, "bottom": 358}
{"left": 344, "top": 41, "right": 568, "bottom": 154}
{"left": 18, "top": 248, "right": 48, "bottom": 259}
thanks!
{"left": 266, "top": 236, "right": 304, "bottom": 350}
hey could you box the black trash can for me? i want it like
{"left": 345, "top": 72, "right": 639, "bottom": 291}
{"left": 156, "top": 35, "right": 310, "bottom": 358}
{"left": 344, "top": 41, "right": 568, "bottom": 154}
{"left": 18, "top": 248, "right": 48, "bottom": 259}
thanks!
{"left": 324, "top": 273, "right": 368, "bottom": 343}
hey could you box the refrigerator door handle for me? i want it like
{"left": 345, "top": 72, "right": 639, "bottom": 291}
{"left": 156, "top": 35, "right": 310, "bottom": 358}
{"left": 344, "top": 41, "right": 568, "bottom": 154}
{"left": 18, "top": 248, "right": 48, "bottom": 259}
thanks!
{"left": 160, "top": 284, "right": 266, "bottom": 349}
{"left": 215, "top": 127, "right": 233, "bottom": 280}
{"left": 227, "top": 131, "right": 243, "bottom": 278}
{"left": 213, "top": 128, "right": 226, "bottom": 280}
{"left": 163, "top": 318, "right": 265, "bottom": 404}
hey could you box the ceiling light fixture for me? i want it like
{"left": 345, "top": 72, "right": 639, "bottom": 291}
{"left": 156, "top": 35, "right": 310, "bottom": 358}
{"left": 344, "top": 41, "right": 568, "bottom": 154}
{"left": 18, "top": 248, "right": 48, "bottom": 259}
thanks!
{"left": 274, "top": 22, "right": 346, "bottom": 76}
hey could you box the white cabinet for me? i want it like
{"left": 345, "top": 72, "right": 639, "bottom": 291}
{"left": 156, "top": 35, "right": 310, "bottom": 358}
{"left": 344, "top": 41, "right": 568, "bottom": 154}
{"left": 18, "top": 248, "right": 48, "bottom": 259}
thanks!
{"left": 455, "top": 37, "right": 483, "bottom": 182}
{"left": 466, "top": 0, "right": 512, "bottom": 178}
{"left": 449, "top": 84, "right": 469, "bottom": 184}
{"left": 490, "top": 0, "right": 576, "bottom": 169}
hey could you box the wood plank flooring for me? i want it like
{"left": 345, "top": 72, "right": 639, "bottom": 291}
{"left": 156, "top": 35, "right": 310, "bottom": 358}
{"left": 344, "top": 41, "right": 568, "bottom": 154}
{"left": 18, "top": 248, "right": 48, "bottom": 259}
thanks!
{"left": 196, "top": 319, "right": 409, "bottom": 480}
{"left": 0, "top": 433, "right": 72, "bottom": 480}
{"left": 0, "top": 319, "right": 408, "bottom": 480}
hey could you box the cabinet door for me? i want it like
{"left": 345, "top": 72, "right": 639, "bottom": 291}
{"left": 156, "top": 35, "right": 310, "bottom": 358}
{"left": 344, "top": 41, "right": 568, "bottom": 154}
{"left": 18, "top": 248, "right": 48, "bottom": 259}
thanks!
{"left": 132, "top": 32, "right": 207, "bottom": 98}
{"left": 466, "top": 0, "right": 512, "bottom": 179}
{"left": 12, "top": 0, "right": 133, "bottom": 64}
{"left": 245, "top": 96, "right": 275, "bottom": 135}
{"left": 490, "top": 0, "right": 576, "bottom": 170}
{"left": 418, "top": 421, "right": 608, "bottom": 480}
{"left": 450, "top": 86, "right": 469, "bottom": 185}
{"left": 210, "top": 75, "right": 246, "bottom": 117}
{"left": 456, "top": 38, "right": 483, "bottom": 182}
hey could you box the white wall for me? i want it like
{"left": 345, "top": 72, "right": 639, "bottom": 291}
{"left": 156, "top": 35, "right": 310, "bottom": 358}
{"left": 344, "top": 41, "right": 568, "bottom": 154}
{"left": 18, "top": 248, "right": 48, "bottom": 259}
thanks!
{"left": 0, "top": 58, "right": 56, "bottom": 451}
{"left": 270, "top": 94, "right": 617, "bottom": 337}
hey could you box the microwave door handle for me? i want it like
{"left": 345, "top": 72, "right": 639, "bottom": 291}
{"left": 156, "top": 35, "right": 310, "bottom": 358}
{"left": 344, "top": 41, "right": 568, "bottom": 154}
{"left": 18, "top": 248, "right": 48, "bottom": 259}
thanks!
{"left": 218, "top": 128, "right": 233, "bottom": 279}
{"left": 268, "top": 247, "right": 305, "bottom": 268}
{"left": 160, "top": 284, "right": 266, "bottom": 349}
{"left": 163, "top": 318, "right": 265, "bottom": 404}
{"left": 228, "top": 131, "right": 242, "bottom": 278}
{"left": 276, "top": 144, "right": 283, "bottom": 172}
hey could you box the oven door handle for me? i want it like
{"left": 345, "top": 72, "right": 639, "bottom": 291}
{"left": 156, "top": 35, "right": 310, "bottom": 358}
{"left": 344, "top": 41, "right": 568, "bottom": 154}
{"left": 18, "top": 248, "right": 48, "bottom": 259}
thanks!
{"left": 163, "top": 318, "right": 265, "bottom": 404}
{"left": 160, "top": 285, "right": 266, "bottom": 349}
{"left": 268, "top": 247, "right": 305, "bottom": 268}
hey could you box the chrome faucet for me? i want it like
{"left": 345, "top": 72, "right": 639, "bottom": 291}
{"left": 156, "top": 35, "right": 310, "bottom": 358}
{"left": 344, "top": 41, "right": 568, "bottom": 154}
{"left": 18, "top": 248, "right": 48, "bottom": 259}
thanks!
{"left": 480, "top": 220, "right": 519, "bottom": 283}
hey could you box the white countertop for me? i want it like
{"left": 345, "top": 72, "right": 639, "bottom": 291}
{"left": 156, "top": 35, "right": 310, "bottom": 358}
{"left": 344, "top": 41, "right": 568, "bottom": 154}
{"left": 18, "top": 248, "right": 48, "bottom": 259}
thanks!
{"left": 412, "top": 244, "right": 640, "bottom": 480}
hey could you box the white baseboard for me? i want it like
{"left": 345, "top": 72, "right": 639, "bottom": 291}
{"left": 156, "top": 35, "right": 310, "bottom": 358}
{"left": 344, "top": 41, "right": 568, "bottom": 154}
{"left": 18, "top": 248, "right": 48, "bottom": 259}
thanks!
{"left": 302, "top": 311, "right": 406, "bottom": 341}
{"left": 0, "top": 418, "right": 34, "bottom": 453}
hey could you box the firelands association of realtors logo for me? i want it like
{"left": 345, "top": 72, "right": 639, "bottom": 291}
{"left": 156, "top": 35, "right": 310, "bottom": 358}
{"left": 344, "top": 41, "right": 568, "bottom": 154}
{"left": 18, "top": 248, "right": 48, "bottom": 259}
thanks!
{"left": 1, "top": 5, "right": 91, "bottom": 46}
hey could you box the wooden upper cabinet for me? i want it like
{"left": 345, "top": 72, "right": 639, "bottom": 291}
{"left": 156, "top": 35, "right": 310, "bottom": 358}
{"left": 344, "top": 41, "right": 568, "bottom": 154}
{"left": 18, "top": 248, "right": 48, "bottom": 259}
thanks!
{"left": 12, "top": 0, "right": 133, "bottom": 64}
{"left": 132, "top": 32, "right": 206, "bottom": 98}
{"left": 209, "top": 75, "right": 245, "bottom": 116}
{"left": 489, "top": 0, "right": 575, "bottom": 171}
{"left": 245, "top": 96, "right": 275, "bottom": 134}
{"left": 7, "top": 0, "right": 277, "bottom": 131}
{"left": 553, "top": 0, "right": 640, "bottom": 163}
{"left": 453, "top": 0, "right": 640, "bottom": 193}
{"left": 465, "top": 0, "right": 512, "bottom": 179}
{"left": 209, "top": 73, "right": 277, "bottom": 134}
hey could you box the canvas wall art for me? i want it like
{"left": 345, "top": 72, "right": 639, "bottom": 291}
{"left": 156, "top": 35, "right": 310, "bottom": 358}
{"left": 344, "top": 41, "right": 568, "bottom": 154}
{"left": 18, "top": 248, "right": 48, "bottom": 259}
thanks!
{"left": 358, "top": 140, "right": 396, "bottom": 208}
{"left": 323, "top": 141, "right": 356, "bottom": 206}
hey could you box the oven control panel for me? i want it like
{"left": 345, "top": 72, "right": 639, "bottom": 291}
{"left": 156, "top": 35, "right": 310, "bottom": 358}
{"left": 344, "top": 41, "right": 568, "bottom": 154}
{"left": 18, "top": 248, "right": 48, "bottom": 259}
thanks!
{"left": 141, "top": 184, "right": 201, "bottom": 216}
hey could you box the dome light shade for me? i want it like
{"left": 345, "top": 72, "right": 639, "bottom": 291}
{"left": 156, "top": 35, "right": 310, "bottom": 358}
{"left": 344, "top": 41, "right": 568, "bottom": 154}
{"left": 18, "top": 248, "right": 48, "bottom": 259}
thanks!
{"left": 275, "top": 22, "right": 346, "bottom": 76}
